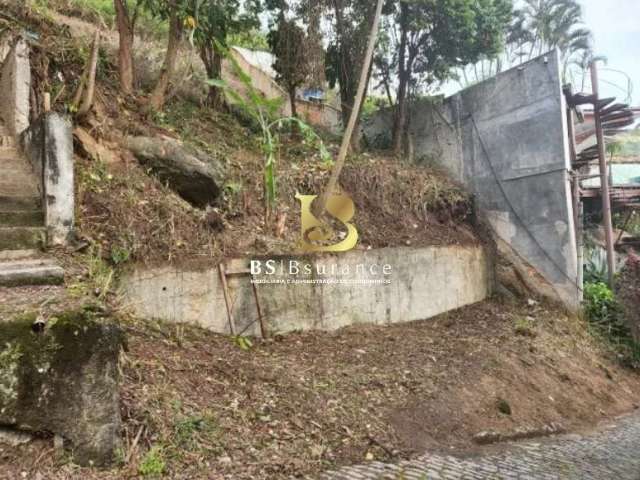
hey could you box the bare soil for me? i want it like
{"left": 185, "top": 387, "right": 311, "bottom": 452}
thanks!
{"left": 1, "top": 299, "right": 639, "bottom": 479}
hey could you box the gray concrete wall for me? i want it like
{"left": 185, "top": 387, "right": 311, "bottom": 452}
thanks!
{"left": 21, "top": 113, "right": 75, "bottom": 245}
{"left": 121, "top": 245, "right": 492, "bottom": 335}
{"left": 0, "top": 37, "right": 30, "bottom": 136}
{"left": 363, "top": 51, "right": 579, "bottom": 309}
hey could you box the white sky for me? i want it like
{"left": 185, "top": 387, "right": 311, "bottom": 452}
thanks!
{"left": 579, "top": 0, "right": 640, "bottom": 105}
{"left": 434, "top": 0, "right": 640, "bottom": 105}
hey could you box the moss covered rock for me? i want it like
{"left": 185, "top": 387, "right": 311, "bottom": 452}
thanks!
{"left": 0, "top": 310, "right": 123, "bottom": 466}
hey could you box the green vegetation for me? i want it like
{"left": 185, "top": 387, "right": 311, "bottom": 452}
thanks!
{"left": 208, "top": 42, "right": 331, "bottom": 216}
{"left": 583, "top": 282, "right": 640, "bottom": 367}
{"left": 139, "top": 446, "right": 166, "bottom": 476}
{"left": 514, "top": 316, "right": 536, "bottom": 337}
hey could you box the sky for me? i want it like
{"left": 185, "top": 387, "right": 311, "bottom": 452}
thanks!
{"left": 579, "top": 0, "right": 640, "bottom": 105}
{"left": 434, "top": 0, "right": 640, "bottom": 105}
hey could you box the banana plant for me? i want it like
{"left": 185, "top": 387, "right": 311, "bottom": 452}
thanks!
{"left": 207, "top": 41, "right": 332, "bottom": 219}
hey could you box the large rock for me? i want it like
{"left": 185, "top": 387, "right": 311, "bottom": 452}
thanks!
{"left": 0, "top": 311, "right": 123, "bottom": 466}
{"left": 124, "top": 135, "right": 225, "bottom": 208}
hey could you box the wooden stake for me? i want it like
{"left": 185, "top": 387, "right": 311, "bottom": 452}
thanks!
{"left": 43, "top": 92, "right": 51, "bottom": 112}
{"left": 590, "top": 61, "right": 616, "bottom": 287}
{"left": 319, "top": 0, "right": 384, "bottom": 210}
{"left": 251, "top": 279, "right": 267, "bottom": 339}
{"left": 218, "top": 263, "right": 237, "bottom": 335}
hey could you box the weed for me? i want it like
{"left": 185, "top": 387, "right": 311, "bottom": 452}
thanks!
{"left": 232, "top": 335, "right": 253, "bottom": 351}
{"left": 110, "top": 245, "right": 131, "bottom": 266}
{"left": 138, "top": 446, "right": 166, "bottom": 476}
{"left": 173, "top": 414, "right": 219, "bottom": 450}
{"left": 514, "top": 316, "right": 536, "bottom": 337}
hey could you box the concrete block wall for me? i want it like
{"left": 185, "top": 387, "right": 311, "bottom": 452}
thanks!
{"left": 0, "top": 37, "right": 30, "bottom": 137}
{"left": 121, "top": 245, "right": 492, "bottom": 335}
{"left": 20, "top": 113, "right": 75, "bottom": 245}
{"left": 363, "top": 51, "right": 579, "bottom": 309}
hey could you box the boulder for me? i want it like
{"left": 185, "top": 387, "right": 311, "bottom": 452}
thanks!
{"left": 124, "top": 135, "right": 225, "bottom": 208}
{"left": 0, "top": 310, "right": 123, "bottom": 466}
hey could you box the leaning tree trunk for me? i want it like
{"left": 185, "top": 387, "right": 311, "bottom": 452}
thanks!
{"left": 114, "top": 0, "right": 135, "bottom": 95}
{"left": 148, "top": 10, "right": 182, "bottom": 112}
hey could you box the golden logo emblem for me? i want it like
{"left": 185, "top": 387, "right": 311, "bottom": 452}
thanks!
{"left": 296, "top": 193, "right": 358, "bottom": 253}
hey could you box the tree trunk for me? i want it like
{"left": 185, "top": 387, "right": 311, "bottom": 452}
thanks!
{"left": 392, "top": 3, "right": 409, "bottom": 154}
{"left": 200, "top": 45, "right": 225, "bottom": 110}
{"left": 114, "top": 0, "right": 134, "bottom": 95}
{"left": 289, "top": 86, "right": 298, "bottom": 118}
{"left": 148, "top": 10, "right": 182, "bottom": 112}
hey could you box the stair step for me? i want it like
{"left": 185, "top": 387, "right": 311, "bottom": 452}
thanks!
{"left": 0, "top": 182, "right": 40, "bottom": 197}
{"left": 0, "top": 210, "right": 44, "bottom": 226}
{"left": 0, "top": 258, "right": 64, "bottom": 287}
{"left": 0, "top": 249, "right": 41, "bottom": 261}
{"left": 0, "top": 136, "right": 15, "bottom": 148}
{"left": 0, "top": 195, "right": 41, "bottom": 211}
{"left": 0, "top": 149, "right": 24, "bottom": 158}
{"left": 0, "top": 227, "right": 46, "bottom": 250}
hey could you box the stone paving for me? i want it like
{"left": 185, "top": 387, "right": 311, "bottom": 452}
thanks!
{"left": 316, "top": 412, "right": 640, "bottom": 480}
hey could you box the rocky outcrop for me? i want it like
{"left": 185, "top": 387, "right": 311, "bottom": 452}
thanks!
{"left": 124, "top": 135, "right": 225, "bottom": 208}
{"left": 0, "top": 311, "right": 123, "bottom": 466}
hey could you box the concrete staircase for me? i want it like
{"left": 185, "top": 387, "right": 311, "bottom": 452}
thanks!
{"left": 0, "top": 121, "right": 64, "bottom": 287}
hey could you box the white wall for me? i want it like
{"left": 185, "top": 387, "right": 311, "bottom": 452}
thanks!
{"left": 121, "top": 246, "right": 493, "bottom": 336}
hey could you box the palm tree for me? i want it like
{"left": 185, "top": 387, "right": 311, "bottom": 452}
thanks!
{"left": 457, "top": 0, "right": 594, "bottom": 88}
{"left": 520, "top": 0, "right": 594, "bottom": 77}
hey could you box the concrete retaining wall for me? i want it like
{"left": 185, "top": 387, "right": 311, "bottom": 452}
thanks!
{"left": 122, "top": 245, "right": 492, "bottom": 335}
{"left": 363, "top": 51, "right": 579, "bottom": 309}
{"left": 0, "top": 37, "right": 30, "bottom": 136}
{"left": 20, "top": 113, "right": 75, "bottom": 245}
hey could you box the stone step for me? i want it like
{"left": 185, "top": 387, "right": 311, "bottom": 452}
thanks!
{"left": 0, "top": 258, "right": 64, "bottom": 287}
{"left": 1, "top": 164, "right": 37, "bottom": 175}
{"left": 0, "top": 210, "right": 44, "bottom": 226}
{"left": 0, "top": 136, "right": 15, "bottom": 148}
{"left": 0, "top": 226, "right": 46, "bottom": 250}
{"left": 0, "top": 182, "right": 40, "bottom": 197}
{"left": 0, "top": 143, "right": 18, "bottom": 152}
{"left": 0, "top": 249, "right": 41, "bottom": 261}
{"left": 0, "top": 195, "right": 41, "bottom": 211}
{"left": 0, "top": 175, "right": 39, "bottom": 189}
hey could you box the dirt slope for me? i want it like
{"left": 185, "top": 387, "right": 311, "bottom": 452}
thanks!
{"left": 2, "top": 299, "right": 639, "bottom": 479}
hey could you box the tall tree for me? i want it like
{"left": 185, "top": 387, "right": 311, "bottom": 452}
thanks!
{"left": 114, "top": 0, "right": 141, "bottom": 94}
{"left": 143, "top": 0, "right": 190, "bottom": 111}
{"left": 192, "top": 0, "right": 261, "bottom": 109}
{"left": 268, "top": 17, "right": 310, "bottom": 118}
{"left": 386, "top": 0, "right": 513, "bottom": 153}
{"left": 519, "top": 0, "right": 593, "bottom": 77}
{"left": 324, "top": 0, "right": 380, "bottom": 151}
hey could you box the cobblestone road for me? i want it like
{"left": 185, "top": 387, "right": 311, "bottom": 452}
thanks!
{"left": 317, "top": 412, "right": 640, "bottom": 480}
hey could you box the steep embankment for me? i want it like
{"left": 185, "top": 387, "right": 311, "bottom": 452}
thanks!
{"left": 3, "top": 1, "right": 478, "bottom": 269}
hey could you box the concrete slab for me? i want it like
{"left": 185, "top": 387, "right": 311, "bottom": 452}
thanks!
{"left": 0, "top": 258, "right": 64, "bottom": 286}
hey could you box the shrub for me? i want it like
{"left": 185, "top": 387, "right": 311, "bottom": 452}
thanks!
{"left": 584, "top": 281, "right": 640, "bottom": 367}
